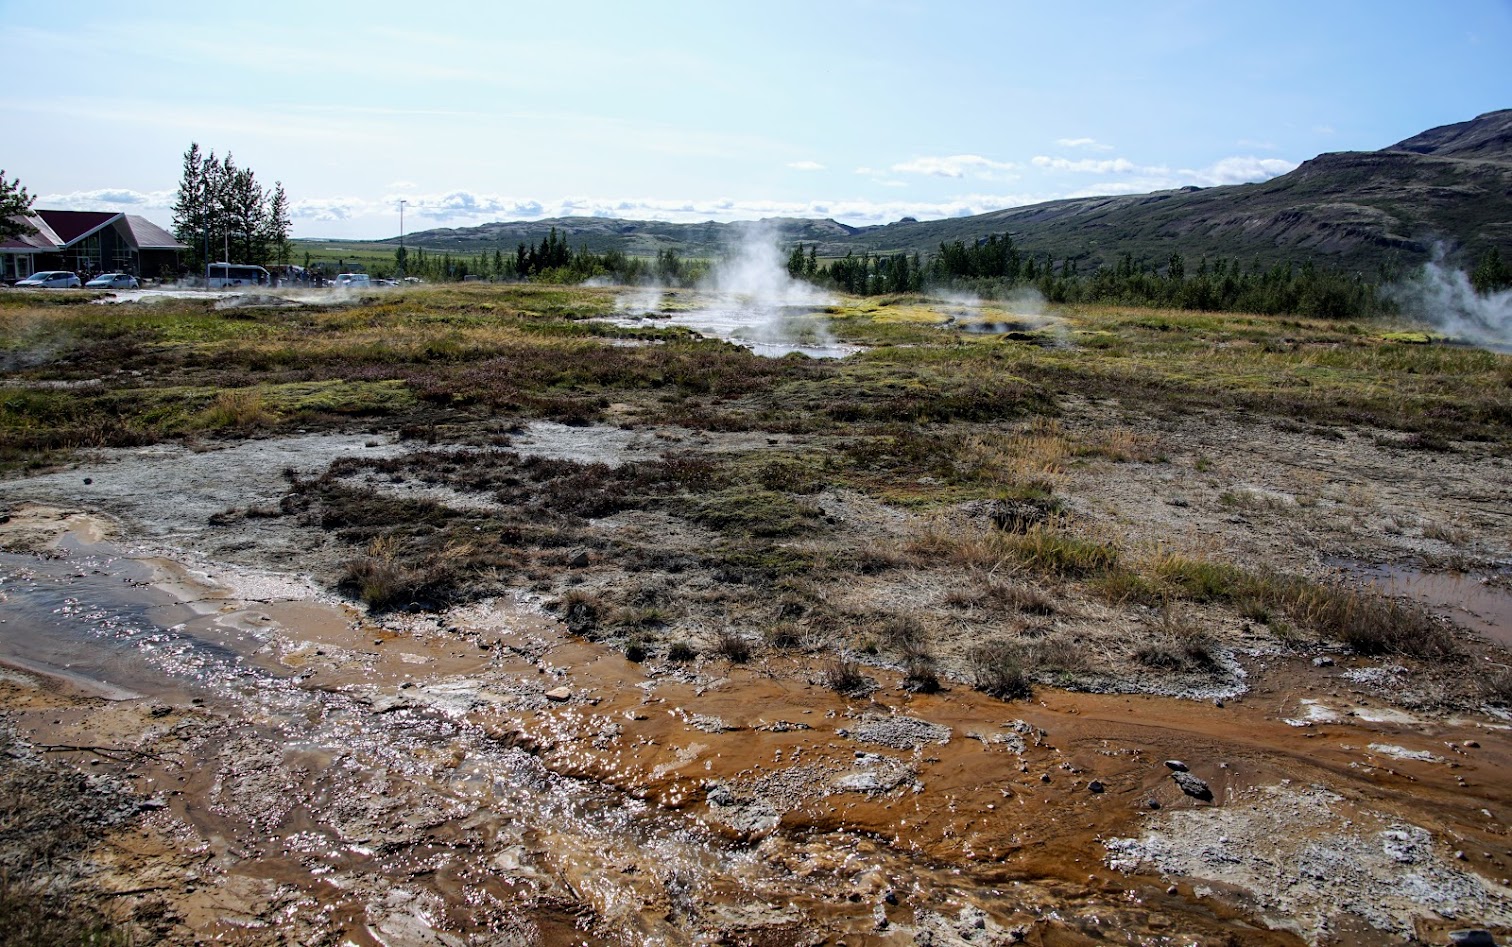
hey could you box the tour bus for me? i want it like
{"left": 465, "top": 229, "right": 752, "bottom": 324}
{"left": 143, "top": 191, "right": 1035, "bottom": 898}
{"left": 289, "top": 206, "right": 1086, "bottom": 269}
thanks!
{"left": 207, "top": 263, "right": 270, "bottom": 288}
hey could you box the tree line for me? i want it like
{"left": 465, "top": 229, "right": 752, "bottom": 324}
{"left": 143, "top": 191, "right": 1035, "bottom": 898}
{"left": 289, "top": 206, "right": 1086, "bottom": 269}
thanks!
{"left": 171, "top": 143, "right": 292, "bottom": 272}
{"left": 783, "top": 234, "right": 1512, "bottom": 318}
{"left": 783, "top": 233, "right": 1382, "bottom": 318}
{"left": 391, "top": 228, "right": 709, "bottom": 286}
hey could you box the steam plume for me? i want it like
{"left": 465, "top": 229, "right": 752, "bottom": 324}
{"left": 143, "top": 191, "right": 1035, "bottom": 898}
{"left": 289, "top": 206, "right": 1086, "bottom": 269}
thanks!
{"left": 1390, "top": 248, "right": 1512, "bottom": 352}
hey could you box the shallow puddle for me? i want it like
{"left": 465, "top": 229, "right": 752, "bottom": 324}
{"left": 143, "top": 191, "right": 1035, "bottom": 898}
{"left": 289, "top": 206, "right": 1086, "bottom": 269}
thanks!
{"left": 1339, "top": 561, "right": 1512, "bottom": 647}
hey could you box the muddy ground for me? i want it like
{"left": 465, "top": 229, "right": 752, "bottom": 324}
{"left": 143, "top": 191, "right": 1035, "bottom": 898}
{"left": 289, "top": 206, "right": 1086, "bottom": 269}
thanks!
{"left": 2, "top": 388, "right": 1511, "bottom": 945}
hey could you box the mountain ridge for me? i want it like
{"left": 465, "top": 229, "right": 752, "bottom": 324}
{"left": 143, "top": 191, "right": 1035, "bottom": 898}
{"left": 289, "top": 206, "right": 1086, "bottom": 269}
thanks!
{"left": 354, "top": 110, "right": 1511, "bottom": 273}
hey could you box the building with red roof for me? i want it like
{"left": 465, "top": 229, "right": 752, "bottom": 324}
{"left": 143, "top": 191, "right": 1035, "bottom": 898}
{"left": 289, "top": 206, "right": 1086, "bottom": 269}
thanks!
{"left": 2, "top": 210, "right": 187, "bottom": 282}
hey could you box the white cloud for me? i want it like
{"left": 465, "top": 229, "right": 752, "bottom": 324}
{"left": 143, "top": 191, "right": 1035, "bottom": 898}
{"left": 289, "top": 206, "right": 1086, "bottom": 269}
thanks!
{"left": 274, "top": 189, "right": 1053, "bottom": 235}
{"left": 1031, "top": 156, "right": 1145, "bottom": 174}
{"left": 38, "top": 188, "right": 175, "bottom": 211}
{"left": 1180, "top": 156, "right": 1297, "bottom": 185}
{"left": 1055, "top": 137, "right": 1114, "bottom": 151}
{"left": 1056, "top": 154, "right": 1297, "bottom": 198}
{"left": 890, "top": 154, "right": 1018, "bottom": 179}
{"left": 786, "top": 160, "right": 825, "bottom": 172}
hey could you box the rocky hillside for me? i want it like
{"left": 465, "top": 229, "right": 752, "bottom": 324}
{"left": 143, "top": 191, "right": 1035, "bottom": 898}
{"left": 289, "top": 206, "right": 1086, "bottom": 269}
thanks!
{"left": 840, "top": 109, "right": 1512, "bottom": 273}
{"left": 387, "top": 110, "right": 1511, "bottom": 274}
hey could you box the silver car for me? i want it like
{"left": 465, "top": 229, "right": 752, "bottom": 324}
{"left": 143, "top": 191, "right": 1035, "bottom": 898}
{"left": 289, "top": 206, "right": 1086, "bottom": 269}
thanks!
{"left": 15, "top": 271, "right": 82, "bottom": 288}
{"left": 85, "top": 273, "right": 140, "bottom": 289}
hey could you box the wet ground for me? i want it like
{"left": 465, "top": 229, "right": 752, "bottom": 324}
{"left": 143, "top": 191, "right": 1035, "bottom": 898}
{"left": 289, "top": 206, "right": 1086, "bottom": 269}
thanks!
{"left": 5, "top": 511, "right": 1510, "bottom": 945}
{"left": 2, "top": 404, "right": 1511, "bottom": 944}
{"left": 608, "top": 290, "right": 861, "bottom": 359}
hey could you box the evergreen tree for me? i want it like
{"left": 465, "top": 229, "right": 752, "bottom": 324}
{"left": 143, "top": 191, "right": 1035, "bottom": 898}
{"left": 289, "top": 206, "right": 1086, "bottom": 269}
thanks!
{"left": 263, "top": 182, "right": 292, "bottom": 266}
{"left": 1471, "top": 247, "right": 1511, "bottom": 295}
{"left": 0, "top": 169, "right": 36, "bottom": 242}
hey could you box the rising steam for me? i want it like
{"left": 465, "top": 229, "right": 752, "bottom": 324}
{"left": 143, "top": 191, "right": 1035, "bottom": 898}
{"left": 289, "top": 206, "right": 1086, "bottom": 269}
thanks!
{"left": 612, "top": 222, "right": 849, "bottom": 357}
{"left": 1389, "top": 248, "right": 1512, "bottom": 352}
{"left": 709, "top": 222, "right": 832, "bottom": 309}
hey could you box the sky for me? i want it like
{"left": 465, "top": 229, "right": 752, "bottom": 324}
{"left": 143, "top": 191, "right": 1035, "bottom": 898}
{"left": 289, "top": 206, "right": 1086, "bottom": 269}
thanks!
{"left": 4, "top": 0, "right": 1509, "bottom": 241}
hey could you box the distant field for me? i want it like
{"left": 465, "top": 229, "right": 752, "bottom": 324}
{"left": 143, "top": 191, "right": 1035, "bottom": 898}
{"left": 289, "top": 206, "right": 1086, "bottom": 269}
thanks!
{"left": 292, "top": 240, "right": 403, "bottom": 274}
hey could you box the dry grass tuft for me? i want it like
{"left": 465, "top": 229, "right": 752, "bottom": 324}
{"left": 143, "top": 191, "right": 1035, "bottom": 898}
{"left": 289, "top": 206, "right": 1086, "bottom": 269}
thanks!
{"left": 1132, "top": 608, "right": 1223, "bottom": 673}
{"left": 964, "top": 639, "right": 1033, "bottom": 700}
{"left": 822, "top": 656, "right": 874, "bottom": 695}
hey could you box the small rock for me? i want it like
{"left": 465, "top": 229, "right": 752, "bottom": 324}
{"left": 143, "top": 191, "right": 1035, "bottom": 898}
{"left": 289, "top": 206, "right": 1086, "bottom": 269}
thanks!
{"left": 1088, "top": 780, "right": 1105, "bottom": 794}
{"left": 1040, "top": 773, "right": 1051, "bottom": 783}
{"left": 1171, "top": 771, "right": 1213, "bottom": 801}
{"left": 1466, "top": 740, "right": 1480, "bottom": 749}
{"left": 1146, "top": 799, "right": 1161, "bottom": 810}
{"left": 883, "top": 889, "right": 898, "bottom": 905}
{"left": 1164, "top": 760, "right": 1189, "bottom": 772}
{"left": 1213, "top": 699, "right": 1224, "bottom": 708}
{"left": 1448, "top": 931, "right": 1497, "bottom": 947}
{"left": 706, "top": 784, "right": 736, "bottom": 807}
{"left": 83, "top": 477, "right": 93, "bottom": 485}
{"left": 1166, "top": 885, "right": 1179, "bottom": 895}
{"left": 1313, "top": 656, "right": 1334, "bottom": 667}
{"left": 544, "top": 686, "right": 572, "bottom": 702}
{"left": 567, "top": 549, "right": 591, "bottom": 568}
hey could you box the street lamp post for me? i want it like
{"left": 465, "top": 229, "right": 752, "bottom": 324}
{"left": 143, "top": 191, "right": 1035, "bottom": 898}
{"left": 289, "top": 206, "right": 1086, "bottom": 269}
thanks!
{"left": 398, "top": 200, "right": 407, "bottom": 280}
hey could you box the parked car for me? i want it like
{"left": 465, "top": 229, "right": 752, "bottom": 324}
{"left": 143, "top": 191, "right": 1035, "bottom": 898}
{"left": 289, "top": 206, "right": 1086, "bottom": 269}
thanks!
{"left": 15, "top": 271, "right": 82, "bottom": 288}
{"left": 333, "top": 273, "right": 371, "bottom": 289}
{"left": 85, "top": 273, "right": 140, "bottom": 289}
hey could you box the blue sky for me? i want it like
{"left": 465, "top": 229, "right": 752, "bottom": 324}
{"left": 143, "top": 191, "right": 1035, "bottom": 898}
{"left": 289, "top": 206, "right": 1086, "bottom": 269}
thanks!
{"left": 5, "top": 0, "right": 1508, "bottom": 239}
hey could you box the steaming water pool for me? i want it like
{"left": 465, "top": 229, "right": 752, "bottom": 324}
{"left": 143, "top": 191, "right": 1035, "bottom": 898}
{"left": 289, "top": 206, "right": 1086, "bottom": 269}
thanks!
{"left": 610, "top": 294, "right": 861, "bottom": 359}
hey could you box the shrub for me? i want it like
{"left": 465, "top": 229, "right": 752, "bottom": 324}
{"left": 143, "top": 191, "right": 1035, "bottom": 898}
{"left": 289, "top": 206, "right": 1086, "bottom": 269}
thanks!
{"left": 1005, "top": 527, "right": 1118, "bottom": 577}
{"left": 1021, "top": 635, "right": 1088, "bottom": 675}
{"left": 875, "top": 613, "right": 929, "bottom": 658}
{"left": 1092, "top": 568, "right": 1164, "bottom": 606}
{"left": 1289, "top": 582, "right": 1459, "bottom": 660}
{"left": 340, "top": 535, "right": 428, "bottom": 611}
{"left": 822, "top": 656, "right": 873, "bottom": 695}
{"left": 667, "top": 640, "right": 698, "bottom": 662}
{"left": 557, "top": 588, "right": 604, "bottom": 636}
{"left": 713, "top": 628, "right": 753, "bottom": 663}
{"left": 763, "top": 622, "right": 804, "bottom": 651}
{"left": 1481, "top": 666, "right": 1512, "bottom": 707}
{"left": 902, "top": 655, "right": 942, "bottom": 693}
{"left": 1153, "top": 553, "right": 1244, "bottom": 602}
{"left": 965, "top": 640, "right": 1033, "bottom": 700}
{"left": 1133, "top": 610, "right": 1222, "bottom": 673}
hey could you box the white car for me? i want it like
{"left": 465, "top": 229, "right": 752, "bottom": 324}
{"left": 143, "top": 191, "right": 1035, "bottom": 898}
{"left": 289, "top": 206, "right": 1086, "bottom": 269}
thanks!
{"left": 15, "top": 271, "right": 82, "bottom": 288}
{"left": 334, "top": 273, "right": 371, "bottom": 289}
{"left": 85, "top": 273, "right": 140, "bottom": 289}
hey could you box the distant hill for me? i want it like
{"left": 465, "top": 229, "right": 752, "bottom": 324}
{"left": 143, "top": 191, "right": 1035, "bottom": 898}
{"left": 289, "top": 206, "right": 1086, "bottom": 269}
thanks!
{"left": 376, "top": 216, "right": 862, "bottom": 259}
{"left": 354, "top": 110, "right": 1511, "bottom": 274}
